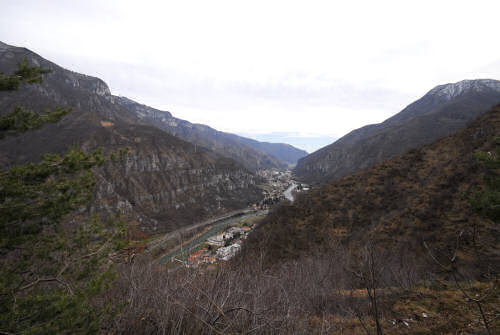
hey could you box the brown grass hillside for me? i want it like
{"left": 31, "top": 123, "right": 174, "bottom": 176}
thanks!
{"left": 248, "top": 106, "right": 500, "bottom": 271}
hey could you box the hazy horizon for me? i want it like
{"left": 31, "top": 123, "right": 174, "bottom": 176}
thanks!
{"left": 2, "top": 0, "right": 500, "bottom": 152}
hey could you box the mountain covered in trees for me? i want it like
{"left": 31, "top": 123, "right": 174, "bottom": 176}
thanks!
{"left": 294, "top": 79, "right": 500, "bottom": 184}
{"left": 0, "top": 41, "right": 274, "bottom": 233}
{"left": 251, "top": 105, "right": 500, "bottom": 267}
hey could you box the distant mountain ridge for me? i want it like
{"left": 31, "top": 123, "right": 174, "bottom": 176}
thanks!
{"left": 294, "top": 78, "right": 500, "bottom": 184}
{"left": 117, "top": 97, "right": 307, "bottom": 170}
{"left": 232, "top": 137, "right": 307, "bottom": 168}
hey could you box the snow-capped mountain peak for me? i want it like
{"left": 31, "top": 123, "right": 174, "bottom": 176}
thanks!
{"left": 429, "top": 79, "right": 500, "bottom": 100}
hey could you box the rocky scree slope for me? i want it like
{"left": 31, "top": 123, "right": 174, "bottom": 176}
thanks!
{"left": 249, "top": 106, "right": 500, "bottom": 271}
{"left": 117, "top": 97, "right": 307, "bottom": 170}
{"left": 294, "top": 79, "right": 500, "bottom": 184}
{"left": 0, "top": 41, "right": 263, "bottom": 233}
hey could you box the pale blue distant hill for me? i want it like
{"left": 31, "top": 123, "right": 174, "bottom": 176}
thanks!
{"left": 238, "top": 132, "right": 337, "bottom": 154}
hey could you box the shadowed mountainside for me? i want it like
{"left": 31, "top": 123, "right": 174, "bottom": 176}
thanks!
{"left": 0, "top": 41, "right": 264, "bottom": 233}
{"left": 294, "top": 79, "right": 500, "bottom": 184}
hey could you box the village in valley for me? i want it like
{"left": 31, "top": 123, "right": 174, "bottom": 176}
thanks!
{"left": 163, "top": 169, "right": 310, "bottom": 268}
{"left": 254, "top": 169, "right": 309, "bottom": 209}
{"left": 186, "top": 223, "right": 254, "bottom": 267}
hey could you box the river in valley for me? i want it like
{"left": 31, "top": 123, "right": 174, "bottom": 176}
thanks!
{"left": 158, "top": 210, "right": 267, "bottom": 265}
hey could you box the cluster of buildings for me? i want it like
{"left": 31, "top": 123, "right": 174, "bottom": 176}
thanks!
{"left": 207, "top": 226, "right": 251, "bottom": 246}
{"left": 256, "top": 169, "right": 292, "bottom": 184}
{"left": 185, "top": 225, "right": 253, "bottom": 267}
{"left": 295, "top": 183, "right": 310, "bottom": 193}
{"left": 254, "top": 192, "right": 286, "bottom": 210}
{"left": 187, "top": 249, "right": 216, "bottom": 267}
{"left": 215, "top": 244, "right": 241, "bottom": 261}
{"left": 254, "top": 169, "right": 293, "bottom": 210}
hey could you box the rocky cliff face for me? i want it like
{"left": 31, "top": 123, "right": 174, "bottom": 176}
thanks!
{"left": 294, "top": 79, "right": 500, "bottom": 184}
{"left": 92, "top": 129, "right": 262, "bottom": 233}
{"left": 116, "top": 97, "right": 305, "bottom": 170}
{"left": 0, "top": 42, "right": 263, "bottom": 233}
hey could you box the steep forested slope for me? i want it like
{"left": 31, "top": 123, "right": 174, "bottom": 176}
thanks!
{"left": 252, "top": 106, "right": 500, "bottom": 268}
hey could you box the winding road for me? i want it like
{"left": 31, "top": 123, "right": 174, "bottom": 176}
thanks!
{"left": 283, "top": 182, "right": 297, "bottom": 202}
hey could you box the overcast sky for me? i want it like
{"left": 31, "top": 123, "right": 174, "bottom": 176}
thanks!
{"left": 2, "top": 0, "right": 500, "bottom": 152}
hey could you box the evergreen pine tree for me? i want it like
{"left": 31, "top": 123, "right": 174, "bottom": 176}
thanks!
{"left": 0, "top": 57, "right": 126, "bottom": 334}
